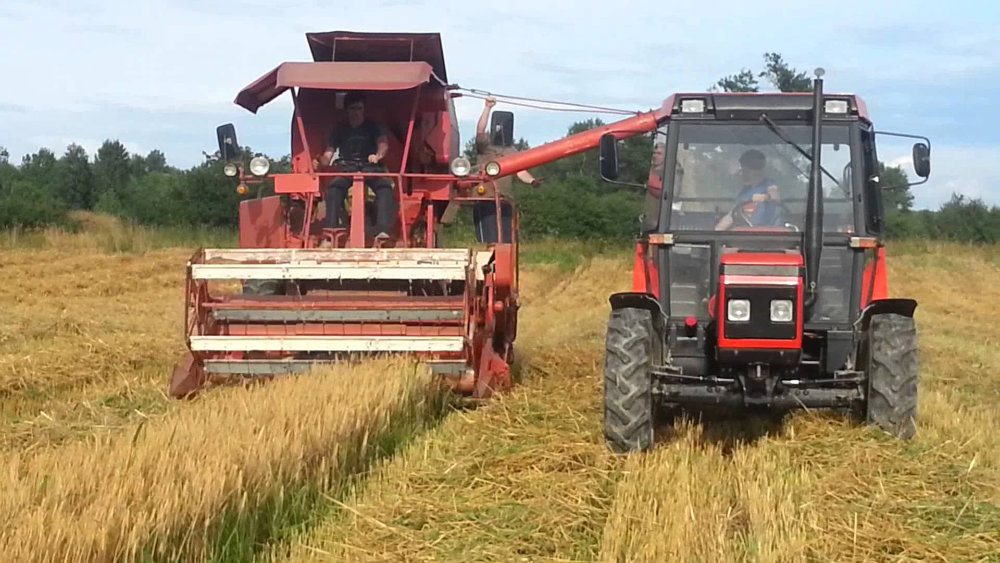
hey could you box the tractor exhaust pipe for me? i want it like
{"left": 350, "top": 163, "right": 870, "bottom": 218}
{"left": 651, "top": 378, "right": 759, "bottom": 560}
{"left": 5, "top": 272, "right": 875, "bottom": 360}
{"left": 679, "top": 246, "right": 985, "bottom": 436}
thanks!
{"left": 803, "top": 69, "right": 825, "bottom": 315}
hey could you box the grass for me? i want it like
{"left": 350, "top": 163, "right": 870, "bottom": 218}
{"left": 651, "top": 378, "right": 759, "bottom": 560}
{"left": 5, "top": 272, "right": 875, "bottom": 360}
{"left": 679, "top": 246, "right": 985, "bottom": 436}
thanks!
{"left": 1, "top": 222, "right": 997, "bottom": 562}
{"left": 0, "top": 211, "right": 235, "bottom": 252}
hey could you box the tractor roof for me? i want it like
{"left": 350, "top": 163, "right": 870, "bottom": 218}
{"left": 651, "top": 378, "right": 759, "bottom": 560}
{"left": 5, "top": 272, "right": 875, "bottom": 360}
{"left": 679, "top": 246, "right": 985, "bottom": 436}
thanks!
{"left": 662, "top": 92, "right": 870, "bottom": 121}
{"left": 305, "top": 31, "right": 448, "bottom": 83}
{"left": 234, "top": 61, "right": 441, "bottom": 113}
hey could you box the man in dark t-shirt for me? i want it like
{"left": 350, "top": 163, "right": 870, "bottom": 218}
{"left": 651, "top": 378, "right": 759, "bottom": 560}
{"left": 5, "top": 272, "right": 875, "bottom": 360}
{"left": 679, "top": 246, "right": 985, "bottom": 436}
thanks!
{"left": 314, "top": 92, "right": 395, "bottom": 241}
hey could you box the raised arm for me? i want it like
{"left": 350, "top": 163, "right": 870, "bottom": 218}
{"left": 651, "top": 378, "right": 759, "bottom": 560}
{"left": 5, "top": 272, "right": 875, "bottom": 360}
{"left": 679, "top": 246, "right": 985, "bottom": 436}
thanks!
{"left": 476, "top": 97, "right": 496, "bottom": 148}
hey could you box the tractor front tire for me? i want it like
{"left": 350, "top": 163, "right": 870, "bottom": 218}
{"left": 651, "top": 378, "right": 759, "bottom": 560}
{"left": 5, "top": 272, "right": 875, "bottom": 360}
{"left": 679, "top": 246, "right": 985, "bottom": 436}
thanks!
{"left": 604, "top": 308, "right": 655, "bottom": 453}
{"left": 864, "top": 313, "right": 919, "bottom": 439}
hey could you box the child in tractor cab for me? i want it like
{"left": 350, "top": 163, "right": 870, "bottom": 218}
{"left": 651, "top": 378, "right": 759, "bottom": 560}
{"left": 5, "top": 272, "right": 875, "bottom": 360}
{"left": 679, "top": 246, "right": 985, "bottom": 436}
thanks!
{"left": 313, "top": 92, "right": 397, "bottom": 245}
{"left": 714, "top": 149, "right": 782, "bottom": 230}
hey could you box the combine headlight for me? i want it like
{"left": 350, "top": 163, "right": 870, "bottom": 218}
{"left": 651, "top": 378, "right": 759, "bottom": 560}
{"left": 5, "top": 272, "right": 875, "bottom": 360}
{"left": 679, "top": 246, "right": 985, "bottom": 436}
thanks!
{"left": 223, "top": 163, "right": 239, "bottom": 177}
{"left": 484, "top": 161, "right": 501, "bottom": 177}
{"left": 727, "top": 299, "right": 751, "bottom": 322}
{"left": 450, "top": 156, "right": 471, "bottom": 177}
{"left": 249, "top": 156, "right": 270, "bottom": 176}
{"left": 770, "top": 299, "right": 794, "bottom": 322}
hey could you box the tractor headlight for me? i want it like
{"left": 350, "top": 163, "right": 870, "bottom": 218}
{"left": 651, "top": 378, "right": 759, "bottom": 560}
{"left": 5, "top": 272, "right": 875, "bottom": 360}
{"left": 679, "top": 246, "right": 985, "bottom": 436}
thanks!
{"left": 770, "top": 299, "right": 794, "bottom": 323}
{"left": 450, "top": 156, "right": 471, "bottom": 177}
{"left": 484, "top": 161, "right": 501, "bottom": 177}
{"left": 727, "top": 299, "right": 750, "bottom": 322}
{"left": 223, "top": 163, "right": 239, "bottom": 177}
{"left": 249, "top": 156, "right": 270, "bottom": 177}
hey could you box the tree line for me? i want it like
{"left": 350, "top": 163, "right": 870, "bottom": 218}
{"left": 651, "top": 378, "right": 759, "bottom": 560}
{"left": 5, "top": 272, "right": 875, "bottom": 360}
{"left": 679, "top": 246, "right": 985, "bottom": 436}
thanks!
{"left": 0, "top": 53, "right": 997, "bottom": 243}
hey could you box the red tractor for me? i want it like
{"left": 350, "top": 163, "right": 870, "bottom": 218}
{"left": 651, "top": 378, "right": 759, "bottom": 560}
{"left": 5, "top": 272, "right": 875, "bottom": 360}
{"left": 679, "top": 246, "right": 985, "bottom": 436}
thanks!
{"left": 169, "top": 32, "right": 521, "bottom": 399}
{"left": 483, "top": 70, "right": 930, "bottom": 452}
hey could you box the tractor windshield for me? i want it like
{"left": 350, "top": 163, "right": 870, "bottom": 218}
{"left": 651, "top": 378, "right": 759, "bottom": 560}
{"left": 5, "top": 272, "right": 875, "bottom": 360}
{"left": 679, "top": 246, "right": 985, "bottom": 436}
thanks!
{"left": 667, "top": 122, "right": 854, "bottom": 233}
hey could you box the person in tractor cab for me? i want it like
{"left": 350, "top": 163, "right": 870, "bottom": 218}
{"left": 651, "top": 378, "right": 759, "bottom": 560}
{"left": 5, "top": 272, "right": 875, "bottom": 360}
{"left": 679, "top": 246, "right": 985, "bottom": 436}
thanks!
{"left": 647, "top": 141, "right": 666, "bottom": 196}
{"left": 314, "top": 92, "right": 396, "bottom": 243}
{"left": 473, "top": 97, "right": 542, "bottom": 244}
{"left": 714, "top": 149, "right": 782, "bottom": 230}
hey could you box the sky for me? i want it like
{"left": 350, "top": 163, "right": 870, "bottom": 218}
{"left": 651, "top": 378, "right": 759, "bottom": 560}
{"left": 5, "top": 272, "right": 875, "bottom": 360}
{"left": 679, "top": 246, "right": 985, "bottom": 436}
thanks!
{"left": 0, "top": 0, "right": 997, "bottom": 209}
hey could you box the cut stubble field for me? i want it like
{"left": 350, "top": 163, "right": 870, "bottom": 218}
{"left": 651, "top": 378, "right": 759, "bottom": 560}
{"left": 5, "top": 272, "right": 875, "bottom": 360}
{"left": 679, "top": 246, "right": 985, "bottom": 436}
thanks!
{"left": 1, "top": 228, "right": 997, "bottom": 562}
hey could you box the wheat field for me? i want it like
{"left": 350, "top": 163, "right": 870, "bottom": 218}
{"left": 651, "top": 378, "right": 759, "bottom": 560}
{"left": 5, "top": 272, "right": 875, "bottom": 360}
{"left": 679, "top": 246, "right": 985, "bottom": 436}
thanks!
{"left": 1, "top": 221, "right": 997, "bottom": 562}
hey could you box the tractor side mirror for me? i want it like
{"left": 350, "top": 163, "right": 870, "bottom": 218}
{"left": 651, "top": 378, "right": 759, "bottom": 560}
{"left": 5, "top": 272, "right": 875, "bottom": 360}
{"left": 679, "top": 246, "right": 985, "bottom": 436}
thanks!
{"left": 490, "top": 111, "right": 514, "bottom": 147}
{"left": 216, "top": 123, "right": 241, "bottom": 162}
{"left": 599, "top": 133, "right": 620, "bottom": 181}
{"left": 912, "top": 142, "right": 930, "bottom": 178}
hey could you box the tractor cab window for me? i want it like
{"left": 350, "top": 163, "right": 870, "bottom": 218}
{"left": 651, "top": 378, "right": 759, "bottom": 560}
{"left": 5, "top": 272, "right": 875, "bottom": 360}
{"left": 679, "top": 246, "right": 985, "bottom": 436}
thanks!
{"left": 643, "top": 127, "right": 668, "bottom": 232}
{"left": 667, "top": 123, "right": 854, "bottom": 233}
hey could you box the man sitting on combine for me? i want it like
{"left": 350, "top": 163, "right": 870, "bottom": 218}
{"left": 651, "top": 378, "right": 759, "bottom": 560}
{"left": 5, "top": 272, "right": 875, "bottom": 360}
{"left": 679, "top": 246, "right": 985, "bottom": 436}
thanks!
{"left": 715, "top": 149, "right": 782, "bottom": 230}
{"left": 314, "top": 92, "right": 396, "bottom": 244}
{"left": 473, "top": 97, "right": 541, "bottom": 244}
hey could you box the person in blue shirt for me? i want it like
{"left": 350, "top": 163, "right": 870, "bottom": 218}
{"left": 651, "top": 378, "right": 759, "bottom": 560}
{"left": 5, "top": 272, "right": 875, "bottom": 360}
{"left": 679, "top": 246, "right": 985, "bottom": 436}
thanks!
{"left": 715, "top": 149, "right": 782, "bottom": 230}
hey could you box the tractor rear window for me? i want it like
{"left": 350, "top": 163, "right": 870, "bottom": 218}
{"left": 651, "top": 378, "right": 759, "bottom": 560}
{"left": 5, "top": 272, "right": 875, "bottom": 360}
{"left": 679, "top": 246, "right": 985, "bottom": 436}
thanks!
{"left": 667, "top": 123, "right": 854, "bottom": 233}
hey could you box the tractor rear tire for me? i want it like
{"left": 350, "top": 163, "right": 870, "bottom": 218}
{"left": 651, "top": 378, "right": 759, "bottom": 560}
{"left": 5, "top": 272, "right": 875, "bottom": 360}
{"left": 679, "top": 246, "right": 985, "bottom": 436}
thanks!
{"left": 604, "top": 308, "right": 655, "bottom": 453}
{"left": 864, "top": 313, "right": 919, "bottom": 439}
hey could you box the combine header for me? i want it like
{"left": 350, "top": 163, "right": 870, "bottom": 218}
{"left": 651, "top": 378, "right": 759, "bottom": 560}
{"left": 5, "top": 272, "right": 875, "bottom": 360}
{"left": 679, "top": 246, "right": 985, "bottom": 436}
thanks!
{"left": 170, "top": 32, "right": 518, "bottom": 398}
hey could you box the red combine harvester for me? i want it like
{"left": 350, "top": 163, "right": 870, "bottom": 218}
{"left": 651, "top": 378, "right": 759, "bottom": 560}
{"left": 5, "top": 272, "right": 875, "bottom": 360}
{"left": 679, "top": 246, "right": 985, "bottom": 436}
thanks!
{"left": 480, "top": 70, "right": 931, "bottom": 452}
{"left": 169, "top": 32, "right": 519, "bottom": 399}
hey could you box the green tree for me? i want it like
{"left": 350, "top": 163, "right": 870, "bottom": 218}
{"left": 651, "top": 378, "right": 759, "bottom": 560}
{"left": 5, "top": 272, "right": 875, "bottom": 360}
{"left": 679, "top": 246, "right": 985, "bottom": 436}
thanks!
{"left": 878, "top": 163, "right": 913, "bottom": 212}
{"left": 715, "top": 53, "right": 812, "bottom": 93}
{"left": 760, "top": 52, "right": 812, "bottom": 92}
{"left": 0, "top": 146, "right": 9, "bottom": 165}
{"left": 93, "top": 139, "right": 132, "bottom": 208}
{"left": 19, "top": 148, "right": 58, "bottom": 188}
{"left": 56, "top": 144, "right": 96, "bottom": 209}
{"left": 713, "top": 69, "right": 759, "bottom": 93}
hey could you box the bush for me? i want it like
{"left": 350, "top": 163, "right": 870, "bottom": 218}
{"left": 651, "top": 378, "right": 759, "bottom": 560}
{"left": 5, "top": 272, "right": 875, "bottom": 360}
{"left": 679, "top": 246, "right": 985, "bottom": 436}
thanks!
{"left": 0, "top": 179, "right": 67, "bottom": 229}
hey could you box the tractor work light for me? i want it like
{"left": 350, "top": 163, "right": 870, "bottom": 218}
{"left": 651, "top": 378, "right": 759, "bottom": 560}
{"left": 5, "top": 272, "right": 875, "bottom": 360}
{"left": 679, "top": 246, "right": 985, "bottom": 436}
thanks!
{"left": 824, "top": 99, "right": 849, "bottom": 114}
{"left": 484, "top": 161, "right": 501, "bottom": 177}
{"left": 249, "top": 156, "right": 270, "bottom": 176}
{"left": 236, "top": 183, "right": 249, "bottom": 196}
{"left": 727, "top": 299, "right": 750, "bottom": 322}
{"left": 450, "top": 156, "right": 471, "bottom": 177}
{"left": 770, "top": 299, "right": 794, "bottom": 322}
{"left": 680, "top": 99, "right": 706, "bottom": 113}
{"left": 223, "top": 163, "right": 239, "bottom": 177}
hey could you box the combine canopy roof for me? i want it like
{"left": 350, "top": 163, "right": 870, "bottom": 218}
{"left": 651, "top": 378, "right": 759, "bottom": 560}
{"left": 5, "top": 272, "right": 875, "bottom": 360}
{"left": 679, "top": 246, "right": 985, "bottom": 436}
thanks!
{"left": 305, "top": 31, "right": 448, "bottom": 82}
{"left": 235, "top": 61, "right": 439, "bottom": 113}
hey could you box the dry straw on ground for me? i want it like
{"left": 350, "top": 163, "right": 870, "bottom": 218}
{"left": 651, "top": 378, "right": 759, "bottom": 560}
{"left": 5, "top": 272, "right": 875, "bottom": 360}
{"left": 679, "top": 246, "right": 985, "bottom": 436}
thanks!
{"left": 0, "top": 358, "right": 440, "bottom": 563}
{"left": 277, "top": 243, "right": 999, "bottom": 563}
{"left": 1, "top": 227, "right": 997, "bottom": 562}
{"left": 276, "top": 259, "right": 631, "bottom": 562}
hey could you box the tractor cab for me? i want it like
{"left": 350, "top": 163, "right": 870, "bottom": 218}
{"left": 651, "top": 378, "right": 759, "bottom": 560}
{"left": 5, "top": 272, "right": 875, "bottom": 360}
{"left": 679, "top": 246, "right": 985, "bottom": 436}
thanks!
{"left": 597, "top": 73, "right": 932, "bottom": 452}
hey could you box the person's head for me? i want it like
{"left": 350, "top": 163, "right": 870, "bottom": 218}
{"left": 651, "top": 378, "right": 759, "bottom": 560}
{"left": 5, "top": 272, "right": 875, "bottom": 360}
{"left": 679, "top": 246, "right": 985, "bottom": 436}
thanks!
{"left": 344, "top": 92, "right": 366, "bottom": 127}
{"left": 739, "top": 149, "right": 766, "bottom": 185}
{"left": 652, "top": 142, "right": 666, "bottom": 167}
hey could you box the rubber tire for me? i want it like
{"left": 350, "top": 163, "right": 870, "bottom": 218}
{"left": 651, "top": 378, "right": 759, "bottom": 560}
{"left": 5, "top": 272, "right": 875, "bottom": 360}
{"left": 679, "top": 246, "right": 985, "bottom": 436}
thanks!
{"left": 864, "top": 313, "right": 919, "bottom": 439}
{"left": 604, "top": 308, "right": 655, "bottom": 453}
